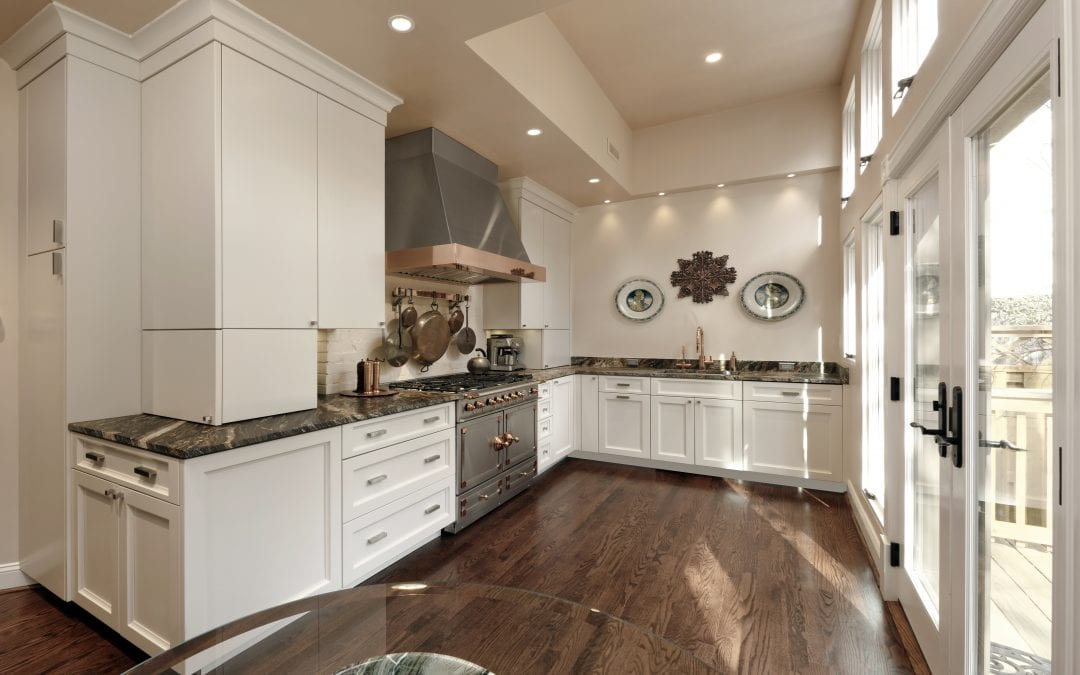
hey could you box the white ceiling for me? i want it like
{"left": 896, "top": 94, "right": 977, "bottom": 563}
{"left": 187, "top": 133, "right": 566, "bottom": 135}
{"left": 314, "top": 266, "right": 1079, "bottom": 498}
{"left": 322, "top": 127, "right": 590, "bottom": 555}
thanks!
{"left": 0, "top": 0, "right": 858, "bottom": 204}
{"left": 547, "top": 0, "right": 860, "bottom": 129}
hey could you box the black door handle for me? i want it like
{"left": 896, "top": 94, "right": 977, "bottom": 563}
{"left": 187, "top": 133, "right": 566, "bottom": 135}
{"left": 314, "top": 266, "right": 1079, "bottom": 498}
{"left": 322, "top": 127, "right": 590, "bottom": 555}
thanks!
{"left": 910, "top": 382, "right": 950, "bottom": 457}
{"left": 934, "top": 386, "right": 963, "bottom": 468}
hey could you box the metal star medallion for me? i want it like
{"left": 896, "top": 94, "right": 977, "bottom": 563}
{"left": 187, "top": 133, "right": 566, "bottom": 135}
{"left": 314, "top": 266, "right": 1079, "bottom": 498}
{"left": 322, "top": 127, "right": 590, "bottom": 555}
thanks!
{"left": 670, "top": 251, "right": 738, "bottom": 304}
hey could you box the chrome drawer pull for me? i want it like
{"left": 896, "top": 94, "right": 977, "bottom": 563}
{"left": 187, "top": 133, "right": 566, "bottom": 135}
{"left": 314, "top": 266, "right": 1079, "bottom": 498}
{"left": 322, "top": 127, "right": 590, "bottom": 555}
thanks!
{"left": 367, "top": 474, "right": 388, "bottom": 485}
{"left": 52, "top": 219, "right": 64, "bottom": 245}
{"left": 133, "top": 466, "right": 157, "bottom": 481}
{"left": 423, "top": 454, "right": 441, "bottom": 464}
{"left": 423, "top": 416, "right": 440, "bottom": 424}
{"left": 367, "top": 531, "right": 388, "bottom": 545}
{"left": 616, "top": 383, "right": 631, "bottom": 387}
{"left": 423, "top": 504, "right": 441, "bottom": 515}
{"left": 366, "top": 429, "right": 388, "bottom": 439}
{"left": 85, "top": 451, "right": 105, "bottom": 465}
{"left": 616, "top": 395, "right": 630, "bottom": 400}
{"left": 781, "top": 391, "right": 801, "bottom": 397}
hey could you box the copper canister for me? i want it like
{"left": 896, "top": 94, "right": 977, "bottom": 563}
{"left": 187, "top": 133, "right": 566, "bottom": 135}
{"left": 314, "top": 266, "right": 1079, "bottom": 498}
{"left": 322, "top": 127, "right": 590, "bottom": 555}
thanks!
{"left": 358, "top": 359, "right": 381, "bottom": 394}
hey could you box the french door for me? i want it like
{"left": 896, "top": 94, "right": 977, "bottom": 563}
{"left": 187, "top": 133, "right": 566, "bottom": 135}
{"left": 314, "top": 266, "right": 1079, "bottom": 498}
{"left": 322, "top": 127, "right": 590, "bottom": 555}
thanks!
{"left": 893, "top": 6, "right": 1059, "bottom": 673}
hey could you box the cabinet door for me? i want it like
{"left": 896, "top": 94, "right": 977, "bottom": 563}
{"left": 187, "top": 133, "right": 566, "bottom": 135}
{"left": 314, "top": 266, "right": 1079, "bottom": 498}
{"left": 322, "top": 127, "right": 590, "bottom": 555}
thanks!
{"left": 551, "top": 377, "right": 574, "bottom": 459}
{"left": 541, "top": 211, "right": 571, "bottom": 329}
{"left": 743, "top": 402, "right": 843, "bottom": 482}
{"left": 651, "top": 396, "right": 695, "bottom": 465}
{"left": 119, "top": 489, "right": 182, "bottom": 654}
{"left": 221, "top": 47, "right": 317, "bottom": 328}
{"left": 579, "top": 375, "right": 599, "bottom": 453}
{"left": 695, "top": 399, "right": 743, "bottom": 469}
{"left": 24, "top": 59, "right": 66, "bottom": 256}
{"left": 518, "top": 199, "right": 545, "bottom": 329}
{"left": 317, "top": 95, "right": 384, "bottom": 329}
{"left": 541, "top": 329, "right": 570, "bottom": 369}
{"left": 71, "top": 470, "right": 120, "bottom": 627}
{"left": 599, "top": 392, "right": 650, "bottom": 458}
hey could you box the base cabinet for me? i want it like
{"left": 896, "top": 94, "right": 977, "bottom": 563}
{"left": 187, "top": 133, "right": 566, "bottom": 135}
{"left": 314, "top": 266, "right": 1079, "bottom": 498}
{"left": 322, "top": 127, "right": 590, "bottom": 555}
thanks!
{"left": 743, "top": 401, "right": 843, "bottom": 481}
{"left": 578, "top": 375, "right": 599, "bottom": 453}
{"left": 651, "top": 397, "right": 695, "bottom": 465}
{"left": 71, "top": 469, "right": 182, "bottom": 655}
{"left": 599, "top": 392, "right": 651, "bottom": 458}
{"left": 695, "top": 398, "right": 743, "bottom": 469}
{"left": 550, "top": 377, "right": 575, "bottom": 460}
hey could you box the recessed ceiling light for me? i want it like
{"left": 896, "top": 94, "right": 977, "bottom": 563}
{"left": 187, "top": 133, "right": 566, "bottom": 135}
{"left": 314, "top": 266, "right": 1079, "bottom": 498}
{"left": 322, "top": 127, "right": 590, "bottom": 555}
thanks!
{"left": 787, "top": 173, "right": 796, "bottom": 178}
{"left": 658, "top": 192, "right": 666, "bottom": 196}
{"left": 588, "top": 178, "right": 600, "bottom": 184}
{"left": 388, "top": 15, "right": 414, "bottom": 33}
{"left": 705, "top": 52, "right": 723, "bottom": 64}
{"left": 716, "top": 183, "right": 725, "bottom": 188}
{"left": 603, "top": 199, "right": 611, "bottom": 204}
{"left": 526, "top": 128, "right": 543, "bottom": 136}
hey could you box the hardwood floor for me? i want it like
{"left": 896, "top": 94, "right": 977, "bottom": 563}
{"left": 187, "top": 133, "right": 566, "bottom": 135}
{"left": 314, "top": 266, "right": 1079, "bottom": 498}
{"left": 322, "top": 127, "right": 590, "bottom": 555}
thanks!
{"left": 0, "top": 585, "right": 143, "bottom": 674}
{"left": 0, "top": 458, "right": 920, "bottom": 674}
{"left": 371, "top": 459, "right": 919, "bottom": 674}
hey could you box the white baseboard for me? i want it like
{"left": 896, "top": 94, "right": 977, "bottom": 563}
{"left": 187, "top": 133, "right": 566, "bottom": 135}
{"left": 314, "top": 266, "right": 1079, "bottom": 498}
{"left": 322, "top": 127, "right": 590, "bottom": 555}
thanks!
{"left": 846, "top": 480, "right": 888, "bottom": 585}
{"left": 0, "top": 562, "right": 34, "bottom": 590}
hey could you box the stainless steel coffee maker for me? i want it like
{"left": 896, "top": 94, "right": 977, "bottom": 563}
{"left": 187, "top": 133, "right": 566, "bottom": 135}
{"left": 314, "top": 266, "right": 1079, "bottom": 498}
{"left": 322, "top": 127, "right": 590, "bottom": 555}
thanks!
{"left": 487, "top": 334, "right": 525, "bottom": 371}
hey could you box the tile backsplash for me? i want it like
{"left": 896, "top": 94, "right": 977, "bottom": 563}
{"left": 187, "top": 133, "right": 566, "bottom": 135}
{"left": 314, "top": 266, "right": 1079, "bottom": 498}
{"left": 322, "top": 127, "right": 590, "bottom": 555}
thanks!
{"left": 318, "top": 277, "right": 486, "bottom": 394}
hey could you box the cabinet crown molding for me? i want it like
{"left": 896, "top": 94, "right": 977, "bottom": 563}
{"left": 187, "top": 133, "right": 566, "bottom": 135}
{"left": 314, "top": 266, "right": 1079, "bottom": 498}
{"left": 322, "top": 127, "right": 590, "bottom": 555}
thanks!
{"left": 1, "top": 0, "right": 403, "bottom": 116}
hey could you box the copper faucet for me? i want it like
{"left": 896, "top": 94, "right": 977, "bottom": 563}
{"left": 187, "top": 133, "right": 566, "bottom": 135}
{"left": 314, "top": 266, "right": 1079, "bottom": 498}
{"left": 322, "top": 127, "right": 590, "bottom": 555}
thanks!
{"left": 696, "top": 326, "right": 705, "bottom": 370}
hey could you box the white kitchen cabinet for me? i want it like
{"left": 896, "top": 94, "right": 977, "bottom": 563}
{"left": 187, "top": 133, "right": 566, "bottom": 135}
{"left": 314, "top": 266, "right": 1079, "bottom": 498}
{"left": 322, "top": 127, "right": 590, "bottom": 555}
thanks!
{"left": 19, "top": 54, "right": 142, "bottom": 599}
{"left": 599, "top": 392, "right": 651, "bottom": 458}
{"left": 651, "top": 396, "right": 695, "bottom": 465}
{"left": 578, "top": 375, "right": 599, "bottom": 453}
{"left": 695, "top": 398, "right": 743, "bottom": 469}
{"left": 541, "top": 330, "right": 571, "bottom": 369}
{"left": 71, "top": 468, "right": 183, "bottom": 655}
{"left": 317, "top": 95, "right": 385, "bottom": 329}
{"left": 142, "top": 329, "right": 316, "bottom": 425}
{"left": 551, "top": 377, "right": 575, "bottom": 459}
{"left": 743, "top": 401, "right": 843, "bottom": 482}
{"left": 23, "top": 59, "right": 66, "bottom": 256}
{"left": 143, "top": 43, "right": 318, "bottom": 330}
{"left": 541, "top": 210, "right": 571, "bottom": 329}
{"left": 517, "top": 199, "right": 546, "bottom": 329}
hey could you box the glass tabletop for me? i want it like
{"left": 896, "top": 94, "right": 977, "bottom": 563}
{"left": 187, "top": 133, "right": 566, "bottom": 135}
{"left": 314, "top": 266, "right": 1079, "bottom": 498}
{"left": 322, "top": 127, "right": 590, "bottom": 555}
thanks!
{"left": 124, "top": 582, "right": 715, "bottom": 674}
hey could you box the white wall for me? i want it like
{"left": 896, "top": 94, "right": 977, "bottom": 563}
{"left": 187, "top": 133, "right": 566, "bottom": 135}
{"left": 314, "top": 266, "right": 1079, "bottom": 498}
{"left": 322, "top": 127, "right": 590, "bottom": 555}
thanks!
{"left": 631, "top": 87, "right": 841, "bottom": 195}
{"left": 572, "top": 171, "right": 842, "bottom": 362}
{"left": 0, "top": 64, "right": 18, "bottom": 568}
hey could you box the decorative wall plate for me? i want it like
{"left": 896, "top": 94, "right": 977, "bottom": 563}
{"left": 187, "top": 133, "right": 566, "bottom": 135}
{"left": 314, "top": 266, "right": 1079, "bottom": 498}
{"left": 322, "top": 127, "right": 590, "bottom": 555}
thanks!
{"left": 615, "top": 278, "right": 665, "bottom": 322}
{"left": 740, "top": 272, "right": 805, "bottom": 321}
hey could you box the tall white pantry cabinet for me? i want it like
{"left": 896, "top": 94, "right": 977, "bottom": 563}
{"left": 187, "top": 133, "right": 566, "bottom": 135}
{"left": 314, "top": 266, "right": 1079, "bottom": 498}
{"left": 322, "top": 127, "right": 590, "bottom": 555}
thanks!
{"left": 17, "top": 54, "right": 142, "bottom": 600}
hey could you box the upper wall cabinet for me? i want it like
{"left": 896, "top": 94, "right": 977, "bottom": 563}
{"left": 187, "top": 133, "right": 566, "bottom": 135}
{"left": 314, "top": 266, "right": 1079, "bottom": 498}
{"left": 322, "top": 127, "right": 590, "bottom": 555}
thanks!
{"left": 485, "top": 179, "right": 575, "bottom": 332}
{"left": 142, "top": 44, "right": 387, "bottom": 331}
{"left": 23, "top": 60, "right": 66, "bottom": 256}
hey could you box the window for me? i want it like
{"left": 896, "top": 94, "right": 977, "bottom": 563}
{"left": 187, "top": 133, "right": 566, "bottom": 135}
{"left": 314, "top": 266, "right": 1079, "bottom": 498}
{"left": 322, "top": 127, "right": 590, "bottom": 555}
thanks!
{"left": 842, "top": 230, "right": 857, "bottom": 359}
{"left": 860, "top": 2, "right": 883, "bottom": 161}
{"left": 861, "top": 208, "right": 885, "bottom": 520}
{"left": 842, "top": 81, "right": 857, "bottom": 199}
{"left": 892, "top": 0, "right": 938, "bottom": 111}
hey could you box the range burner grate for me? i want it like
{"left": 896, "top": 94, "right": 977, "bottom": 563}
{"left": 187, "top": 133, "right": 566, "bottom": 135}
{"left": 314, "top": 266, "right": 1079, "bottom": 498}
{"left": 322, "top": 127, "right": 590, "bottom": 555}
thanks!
{"left": 387, "top": 373, "right": 534, "bottom": 393}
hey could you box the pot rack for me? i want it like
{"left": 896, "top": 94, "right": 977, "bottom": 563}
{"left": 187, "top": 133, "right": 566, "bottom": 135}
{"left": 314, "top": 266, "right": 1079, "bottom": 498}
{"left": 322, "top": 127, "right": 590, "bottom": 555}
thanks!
{"left": 391, "top": 286, "right": 470, "bottom": 309}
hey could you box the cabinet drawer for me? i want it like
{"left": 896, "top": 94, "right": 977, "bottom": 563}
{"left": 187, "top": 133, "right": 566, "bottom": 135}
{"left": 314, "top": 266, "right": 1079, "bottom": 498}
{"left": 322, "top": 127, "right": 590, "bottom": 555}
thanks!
{"left": 71, "top": 435, "right": 181, "bottom": 505}
{"left": 538, "top": 416, "right": 553, "bottom": 442}
{"left": 342, "top": 479, "right": 453, "bottom": 585}
{"left": 538, "top": 381, "right": 552, "bottom": 400}
{"left": 743, "top": 381, "right": 843, "bottom": 406}
{"left": 650, "top": 378, "right": 740, "bottom": 400}
{"left": 342, "top": 403, "right": 454, "bottom": 459}
{"left": 598, "top": 376, "right": 649, "bottom": 394}
{"left": 342, "top": 429, "right": 454, "bottom": 521}
{"left": 538, "top": 440, "right": 554, "bottom": 473}
{"left": 538, "top": 397, "right": 553, "bottom": 420}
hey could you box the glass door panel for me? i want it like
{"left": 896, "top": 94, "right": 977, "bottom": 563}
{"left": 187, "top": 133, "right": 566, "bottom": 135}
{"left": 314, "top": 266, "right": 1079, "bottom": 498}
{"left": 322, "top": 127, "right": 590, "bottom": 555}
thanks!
{"left": 909, "top": 175, "right": 943, "bottom": 615}
{"left": 974, "top": 70, "right": 1053, "bottom": 674}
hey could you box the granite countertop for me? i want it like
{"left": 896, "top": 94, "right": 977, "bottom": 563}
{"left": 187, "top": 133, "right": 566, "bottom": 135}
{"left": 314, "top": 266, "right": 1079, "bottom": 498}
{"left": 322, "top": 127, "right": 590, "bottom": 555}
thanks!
{"left": 68, "top": 391, "right": 461, "bottom": 460}
{"left": 69, "top": 359, "right": 846, "bottom": 460}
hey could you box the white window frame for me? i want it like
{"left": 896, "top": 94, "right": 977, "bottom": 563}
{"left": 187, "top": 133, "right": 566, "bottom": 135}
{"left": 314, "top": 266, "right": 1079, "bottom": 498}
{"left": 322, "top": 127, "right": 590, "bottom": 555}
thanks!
{"left": 842, "top": 229, "right": 857, "bottom": 360}
{"left": 861, "top": 204, "right": 886, "bottom": 522}
{"left": 860, "top": 1, "right": 883, "bottom": 162}
{"left": 892, "top": 0, "right": 939, "bottom": 112}
{"left": 842, "top": 80, "right": 857, "bottom": 199}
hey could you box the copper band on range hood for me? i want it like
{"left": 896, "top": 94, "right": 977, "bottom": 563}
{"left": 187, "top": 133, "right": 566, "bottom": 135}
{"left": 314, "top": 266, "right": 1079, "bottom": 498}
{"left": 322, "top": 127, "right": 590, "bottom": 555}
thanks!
{"left": 386, "top": 243, "right": 547, "bottom": 285}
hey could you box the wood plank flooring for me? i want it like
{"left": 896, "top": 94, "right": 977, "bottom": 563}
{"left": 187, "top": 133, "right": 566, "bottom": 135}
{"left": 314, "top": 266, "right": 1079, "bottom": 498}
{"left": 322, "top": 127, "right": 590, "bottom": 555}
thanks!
{"left": 0, "top": 585, "right": 143, "bottom": 674}
{"left": 371, "top": 459, "right": 920, "bottom": 674}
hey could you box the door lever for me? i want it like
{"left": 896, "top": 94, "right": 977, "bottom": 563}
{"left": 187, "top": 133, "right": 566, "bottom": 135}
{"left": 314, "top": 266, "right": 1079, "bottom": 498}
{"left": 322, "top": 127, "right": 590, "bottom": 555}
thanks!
{"left": 932, "top": 386, "right": 964, "bottom": 468}
{"left": 909, "top": 382, "right": 950, "bottom": 457}
{"left": 980, "top": 438, "right": 1026, "bottom": 452}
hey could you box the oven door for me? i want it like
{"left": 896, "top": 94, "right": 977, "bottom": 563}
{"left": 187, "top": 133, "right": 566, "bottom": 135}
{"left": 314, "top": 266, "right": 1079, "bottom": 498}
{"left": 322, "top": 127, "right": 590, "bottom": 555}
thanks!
{"left": 503, "top": 403, "right": 537, "bottom": 469}
{"left": 458, "top": 412, "right": 503, "bottom": 492}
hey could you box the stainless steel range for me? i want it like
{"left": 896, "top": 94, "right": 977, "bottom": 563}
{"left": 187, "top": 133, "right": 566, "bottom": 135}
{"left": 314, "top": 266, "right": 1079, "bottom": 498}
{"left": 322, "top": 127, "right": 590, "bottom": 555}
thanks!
{"left": 387, "top": 373, "right": 538, "bottom": 532}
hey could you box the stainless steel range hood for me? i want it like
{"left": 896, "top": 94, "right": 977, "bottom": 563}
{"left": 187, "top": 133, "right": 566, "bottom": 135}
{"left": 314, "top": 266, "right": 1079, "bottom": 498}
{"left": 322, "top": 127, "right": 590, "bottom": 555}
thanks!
{"left": 385, "top": 128, "right": 545, "bottom": 285}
